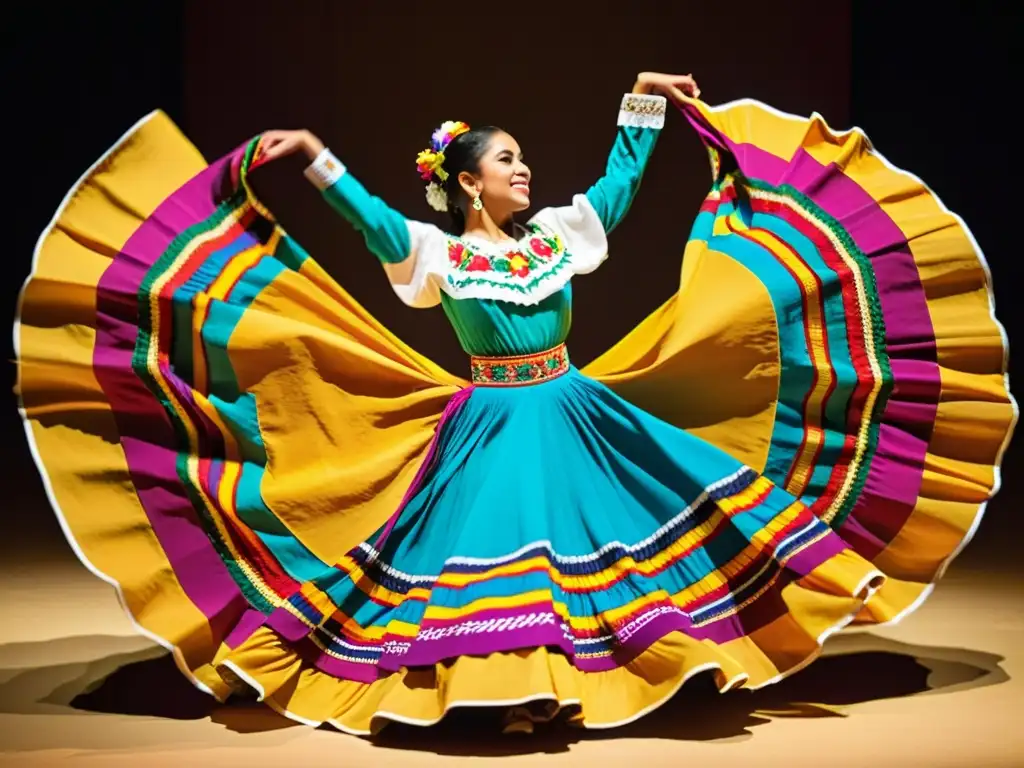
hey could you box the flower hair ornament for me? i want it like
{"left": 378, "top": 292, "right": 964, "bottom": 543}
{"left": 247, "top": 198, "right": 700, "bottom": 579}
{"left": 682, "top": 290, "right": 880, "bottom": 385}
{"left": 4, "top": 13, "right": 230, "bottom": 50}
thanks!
{"left": 416, "top": 120, "right": 470, "bottom": 212}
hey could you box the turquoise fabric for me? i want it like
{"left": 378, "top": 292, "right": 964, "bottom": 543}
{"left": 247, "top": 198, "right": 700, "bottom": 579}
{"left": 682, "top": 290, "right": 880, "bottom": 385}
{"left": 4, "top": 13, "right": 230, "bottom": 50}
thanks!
{"left": 297, "top": 273, "right": 789, "bottom": 646}
{"left": 584, "top": 125, "right": 660, "bottom": 233}
{"left": 322, "top": 173, "right": 411, "bottom": 264}
{"left": 298, "top": 363, "right": 802, "bottom": 655}
{"left": 441, "top": 283, "right": 572, "bottom": 357}
{"left": 321, "top": 124, "right": 660, "bottom": 265}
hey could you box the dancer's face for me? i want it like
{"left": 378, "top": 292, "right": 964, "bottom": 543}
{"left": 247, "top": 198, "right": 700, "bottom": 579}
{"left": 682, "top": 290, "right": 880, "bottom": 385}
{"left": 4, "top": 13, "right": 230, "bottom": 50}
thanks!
{"left": 459, "top": 131, "right": 532, "bottom": 218}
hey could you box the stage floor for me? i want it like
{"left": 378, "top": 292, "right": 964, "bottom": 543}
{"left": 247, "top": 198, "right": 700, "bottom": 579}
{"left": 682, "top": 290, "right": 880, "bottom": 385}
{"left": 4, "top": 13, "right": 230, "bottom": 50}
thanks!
{"left": 0, "top": 550, "right": 1021, "bottom": 767}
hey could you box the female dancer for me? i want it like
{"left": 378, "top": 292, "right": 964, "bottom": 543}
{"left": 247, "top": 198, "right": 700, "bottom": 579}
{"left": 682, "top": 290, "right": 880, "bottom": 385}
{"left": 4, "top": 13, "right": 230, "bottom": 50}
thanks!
{"left": 16, "top": 71, "right": 1013, "bottom": 735}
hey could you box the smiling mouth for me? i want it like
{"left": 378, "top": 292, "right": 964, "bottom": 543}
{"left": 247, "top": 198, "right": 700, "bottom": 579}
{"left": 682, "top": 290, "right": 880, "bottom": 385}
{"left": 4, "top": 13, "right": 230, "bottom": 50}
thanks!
{"left": 511, "top": 182, "right": 530, "bottom": 194}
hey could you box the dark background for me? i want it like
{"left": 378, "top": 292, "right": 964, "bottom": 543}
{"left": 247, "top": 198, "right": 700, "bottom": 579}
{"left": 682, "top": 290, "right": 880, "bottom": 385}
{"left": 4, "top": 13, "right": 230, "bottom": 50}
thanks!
{"left": 2, "top": 3, "right": 1020, "bottom": 561}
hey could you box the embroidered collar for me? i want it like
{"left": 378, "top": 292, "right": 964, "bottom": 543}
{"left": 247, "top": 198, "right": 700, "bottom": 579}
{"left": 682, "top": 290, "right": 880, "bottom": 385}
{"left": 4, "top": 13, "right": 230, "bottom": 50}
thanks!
{"left": 443, "top": 221, "right": 571, "bottom": 300}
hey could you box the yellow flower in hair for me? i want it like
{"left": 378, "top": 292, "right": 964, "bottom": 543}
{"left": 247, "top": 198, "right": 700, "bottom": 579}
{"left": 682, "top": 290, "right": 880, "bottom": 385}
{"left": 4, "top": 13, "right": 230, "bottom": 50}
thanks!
{"left": 415, "top": 120, "right": 471, "bottom": 184}
{"left": 416, "top": 149, "right": 447, "bottom": 181}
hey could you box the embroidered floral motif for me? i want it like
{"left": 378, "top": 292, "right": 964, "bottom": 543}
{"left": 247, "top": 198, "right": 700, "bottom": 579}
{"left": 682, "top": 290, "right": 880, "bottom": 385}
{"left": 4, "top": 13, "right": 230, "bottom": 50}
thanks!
{"left": 467, "top": 255, "right": 490, "bottom": 271}
{"left": 507, "top": 251, "right": 530, "bottom": 277}
{"left": 444, "top": 223, "right": 566, "bottom": 291}
{"left": 471, "top": 344, "right": 570, "bottom": 386}
{"left": 448, "top": 242, "right": 467, "bottom": 266}
{"left": 529, "top": 237, "right": 553, "bottom": 257}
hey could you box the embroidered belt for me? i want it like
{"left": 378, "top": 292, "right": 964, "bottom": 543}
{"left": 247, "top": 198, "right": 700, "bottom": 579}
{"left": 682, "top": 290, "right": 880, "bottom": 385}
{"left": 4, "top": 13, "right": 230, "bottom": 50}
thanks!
{"left": 470, "top": 343, "right": 570, "bottom": 386}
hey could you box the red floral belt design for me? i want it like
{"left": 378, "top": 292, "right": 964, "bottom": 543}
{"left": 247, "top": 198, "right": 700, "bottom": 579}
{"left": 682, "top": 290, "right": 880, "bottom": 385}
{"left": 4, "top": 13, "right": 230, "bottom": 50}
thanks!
{"left": 470, "top": 344, "right": 570, "bottom": 386}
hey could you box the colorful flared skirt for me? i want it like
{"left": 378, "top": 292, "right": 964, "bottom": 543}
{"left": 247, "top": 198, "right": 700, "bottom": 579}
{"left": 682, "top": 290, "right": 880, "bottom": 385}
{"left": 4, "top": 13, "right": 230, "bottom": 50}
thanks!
{"left": 15, "top": 98, "right": 1015, "bottom": 734}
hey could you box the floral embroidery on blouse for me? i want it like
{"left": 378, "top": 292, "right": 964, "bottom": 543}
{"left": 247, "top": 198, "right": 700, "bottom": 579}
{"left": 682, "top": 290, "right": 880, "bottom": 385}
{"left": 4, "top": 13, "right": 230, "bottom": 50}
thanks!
{"left": 444, "top": 223, "right": 570, "bottom": 295}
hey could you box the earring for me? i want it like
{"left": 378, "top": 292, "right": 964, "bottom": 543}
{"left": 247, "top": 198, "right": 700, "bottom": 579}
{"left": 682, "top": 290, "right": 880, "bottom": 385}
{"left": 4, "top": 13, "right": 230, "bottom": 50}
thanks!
{"left": 472, "top": 195, "right": 483, "bottom": 212}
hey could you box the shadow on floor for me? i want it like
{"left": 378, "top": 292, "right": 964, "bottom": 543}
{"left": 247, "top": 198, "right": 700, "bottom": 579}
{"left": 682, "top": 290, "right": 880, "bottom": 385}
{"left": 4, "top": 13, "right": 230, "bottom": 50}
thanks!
{"left": 0, "top": 631, "right": 1009, "bottom": 755}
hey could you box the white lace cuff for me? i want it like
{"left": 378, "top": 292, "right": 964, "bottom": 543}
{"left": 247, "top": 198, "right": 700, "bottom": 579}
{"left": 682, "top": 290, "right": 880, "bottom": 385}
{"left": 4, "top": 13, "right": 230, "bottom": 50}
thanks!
{"left": 617, "top": 93, "right": 667, "bottom": 130}
{"left": 303, "top": 148, "right": 347, "bottom": 190}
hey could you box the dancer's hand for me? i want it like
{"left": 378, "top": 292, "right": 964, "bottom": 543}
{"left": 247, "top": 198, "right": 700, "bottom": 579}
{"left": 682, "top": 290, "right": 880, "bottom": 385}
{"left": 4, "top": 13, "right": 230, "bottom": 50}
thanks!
{"left": 259, "top": 129, "right": 325, "bottom": 162}
{"left": 632, "top": 72, "right": 701, "bottom": 101}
